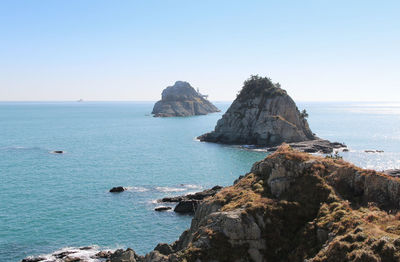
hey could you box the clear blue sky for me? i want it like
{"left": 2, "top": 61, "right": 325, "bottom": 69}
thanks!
{"left": 0, "top": 0, "right": 399, "bottom": 101}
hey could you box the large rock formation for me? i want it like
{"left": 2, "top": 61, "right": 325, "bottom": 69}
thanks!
{"left": 24, "top": 146, "right": 400, "bottom": 261}
{"left": 198, "top": 76, "right": 344, "bottom": 153}
{"left": 152, "top": 81, "right": 219, "bottom": 117}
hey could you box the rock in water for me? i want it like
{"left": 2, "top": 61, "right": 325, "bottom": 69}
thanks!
{"left": 152, "top": 81, "right": 220, "bottom": 117}
{"left": 198, "top": 75, "right": 316, "bottom": 146}
{"left": 109, "top": 186, "right": 125, "bottom": 193}
{"left": 154, "top": 206, "right": 172, "bottom": 212}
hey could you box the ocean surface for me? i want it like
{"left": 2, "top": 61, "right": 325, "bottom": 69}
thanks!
{"left": 0, "top": 101, "right": 400, "bottom": 261}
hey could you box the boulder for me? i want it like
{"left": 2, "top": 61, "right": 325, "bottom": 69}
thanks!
{"left": 109, "top": 248, "right": 139, "bottom": 262}
{"left": 152, "top": 81, "right": 219, "bottom": 117}
{"left": 154, "top": 243, "right": 174, "bottom": 255}
{"left": 94, "top": 250, "right": 112, "bottom": 258}
{"left": 174, "top": 200, "right": 200, "bottom": 214}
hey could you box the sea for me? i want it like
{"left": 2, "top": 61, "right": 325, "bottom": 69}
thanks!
{"left": 1, "top": 101, "right": 400, "bottom": 261}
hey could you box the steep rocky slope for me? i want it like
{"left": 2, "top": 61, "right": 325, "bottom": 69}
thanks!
{"left": 198, "top": 76, "right": 344, "bottom": 153}
{"left": 152, "top": 81, "right": 219, "bottom": 117}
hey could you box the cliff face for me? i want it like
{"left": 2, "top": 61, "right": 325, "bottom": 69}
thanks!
{"left": 152, "top": 81, "right": 219, "bottom": 117}
{"left": 198, "top": 76, "right": 316, "bottom": 146}
{"left": 139, "top": 145, "right": 400, "bottom": 262}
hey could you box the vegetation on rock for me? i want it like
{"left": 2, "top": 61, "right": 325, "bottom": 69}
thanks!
{"left": 171, "top": 145, "right": 400, "bottom": 262}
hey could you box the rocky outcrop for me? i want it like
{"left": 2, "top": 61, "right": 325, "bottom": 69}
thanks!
{"left": 267, "top": 139, "right": 346, "bottom": 154}
{"left": 109, "top": 248, "right": 142, "bottom": 262}
{"left": 160, "top": 186, "right": 223, "bottom": 203}
{"left": 152, "top": 145, "right": 400, "bottom": 262}
{"left": 128, "top": 145, "right": 400, "bottom": 261}
{"left": 158, "top": 186, "right": 223, "bottom": 214}
{"left": 152, "top": 81, "right": 219, "bottom": 117}
{"left": 198, "top": 75, "right": 345, "bottom": 153}
{"left": 23, "top": 146, "right": 400, "bottom": 262}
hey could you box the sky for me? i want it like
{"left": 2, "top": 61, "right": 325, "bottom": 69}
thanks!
{"left": 0, "top": 0, "right": 399, "bottom": 102}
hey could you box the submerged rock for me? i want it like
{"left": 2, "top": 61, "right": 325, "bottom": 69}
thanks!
{"left": 109, "top": 186, "right": 126, "bottom": 193}
{"left": 365, "top": 149, "right": 384, "bottom": 153}
{"left": 152, "top": 81, "right": 219, "bottom": 117}
{"left": 198, "top": 75, "right": 345, "bottom": 153}
{"left": 51, "top": 150, "right": 64, "bottom": 154}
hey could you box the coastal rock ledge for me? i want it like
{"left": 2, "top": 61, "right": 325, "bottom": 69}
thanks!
{"left": 152, "top": 81, "right": 220, "bottom": 117}
{"left": 198, "top": 75, "right": 345, "bottom": 153}
{"left": 25, "top": 145, "right": 400, "bottom": 261}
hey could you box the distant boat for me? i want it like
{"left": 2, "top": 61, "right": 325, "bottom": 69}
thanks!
{"left": 77, "top": 99, "right": 84, "bottom": 102}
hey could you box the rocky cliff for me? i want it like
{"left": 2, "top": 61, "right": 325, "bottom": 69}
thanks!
{"left": 198, "top": 76, "right": 343, "bottom": 153}
{"left": 98, "top": 146, "right": 400, "bottom": 262}
{"left": 23, "top": 146, "right": 400, "bottom": 262}
{"left": 152, "top": 81, "right": 219, "bottom": 117}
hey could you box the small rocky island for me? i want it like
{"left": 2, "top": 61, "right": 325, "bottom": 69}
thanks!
{"left": 152, "top": 81, "right": 220, "bottom": 117}
{"left": 198, "top": 75, "right": 345, "bottom": 153}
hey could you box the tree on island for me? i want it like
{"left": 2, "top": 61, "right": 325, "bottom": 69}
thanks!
{"left": 300, "top": 109, "right": 309, "bottom": 119}
{"left": 236, "top": 75, "right": 286, "bottom": 99}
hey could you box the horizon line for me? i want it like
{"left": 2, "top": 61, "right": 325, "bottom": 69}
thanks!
{"left": 0, "top": 100, "right": 399, "bottom": 103}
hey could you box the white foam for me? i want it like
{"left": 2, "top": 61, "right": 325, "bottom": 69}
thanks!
{"left": 155, "top": 186, "right": 186, "bottom": 192}
{"left": 182, "top": 184, "right": 203, "bottom": 189}
{"left": 150, "top": 199, "right": 159, "bottom": 204}
{"left": 126, "top": 186, "right": 149, "bottom": 192}
{"left": 24, "top": 245, "right": 113, "bottom": 262}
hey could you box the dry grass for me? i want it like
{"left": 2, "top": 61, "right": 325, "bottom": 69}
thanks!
{"left": 178, "top": 145, "right": 400, "bottom": 262}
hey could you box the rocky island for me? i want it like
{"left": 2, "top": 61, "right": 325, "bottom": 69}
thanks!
{"left": 152, "top": 81, "right": 220, "bottom": 117}
{"left": 198, "top": 75, "right": 345, "bottom": 153}
{"left": 24, "top": 145, "right": 400, "bottom": 261}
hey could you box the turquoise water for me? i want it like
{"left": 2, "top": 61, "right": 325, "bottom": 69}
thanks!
{"left": 1, "top": 101, "right": 400, "bottom": 261}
